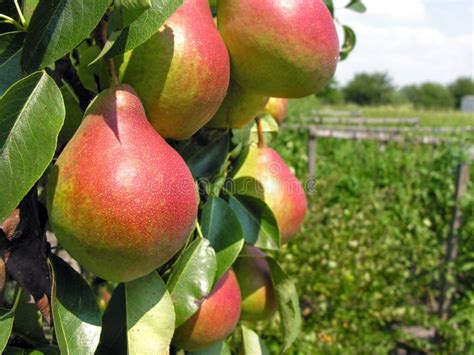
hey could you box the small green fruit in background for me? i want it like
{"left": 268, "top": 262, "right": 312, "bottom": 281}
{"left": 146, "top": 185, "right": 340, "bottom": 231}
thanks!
{"left": 206, "top": 79, "right": 269, "bottom": 129}
{"left": 264, "top": 97, "right": 288, "bottom": 125}
{"left": 233, "top": 246, "right": 278, "bottom": 322}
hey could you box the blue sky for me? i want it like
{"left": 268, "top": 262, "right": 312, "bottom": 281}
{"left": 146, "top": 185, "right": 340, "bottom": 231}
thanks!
{"left": 334, "top": 0, "right": 474, "bottom": 86}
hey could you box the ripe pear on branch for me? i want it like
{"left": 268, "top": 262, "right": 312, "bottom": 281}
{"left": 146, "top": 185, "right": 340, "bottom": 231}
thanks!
{"left": 172, "top": 270, "right": 242, "bottom": 351}
{"left": 217, "top": 0, "right": 339, "bottom": 97}
{"left": 232, "top": 140, "right": 307, "bottom": 243}
{"left": 47, "top": 85, "right": 198, "bottom": 282}
{"left": 119, "top": 0, "right": 230, "bottom": 140}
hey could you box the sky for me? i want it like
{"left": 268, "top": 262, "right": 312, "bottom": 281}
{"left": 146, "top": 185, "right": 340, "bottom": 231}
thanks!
{"left": 333, "top": 0, "right": 474, "bottom": 87}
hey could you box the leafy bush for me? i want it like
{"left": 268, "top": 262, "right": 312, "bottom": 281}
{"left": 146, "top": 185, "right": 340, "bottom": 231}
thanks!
{"left": 403, "top": 83, "right": 455, "bottom": 109}
{"left": 316, "top": 79, "right": 345, "bottom": 105}
{"left": 449, "top": 77, "right": 474, "bottom": 109}
{"left": 343, "top": 72, "right": 396, "bottom": 106}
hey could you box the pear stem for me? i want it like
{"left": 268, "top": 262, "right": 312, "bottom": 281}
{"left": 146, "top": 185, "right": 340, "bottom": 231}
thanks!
{"left": 256, "top": 116, "right": 265, "bottom": 148}
{"left": 100, "top": 18, "right": 120, "bottom": 87}
{"left": 195, "top": 220, "right": 205, "bottom": 239}
{"left": 107, "top": 58, "right": 120, "bottom": 87}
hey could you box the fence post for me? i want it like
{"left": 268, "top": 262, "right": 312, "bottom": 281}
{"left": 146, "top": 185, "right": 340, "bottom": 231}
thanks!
{"left": 307, "top": 128, "right": 317, "bottom": 181}
{"left": 437, "top": 163, "right": 470, "bottom": 321}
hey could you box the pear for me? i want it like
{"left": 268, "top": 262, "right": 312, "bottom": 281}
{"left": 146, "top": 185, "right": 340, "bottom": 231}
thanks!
{"left": 233, "top": 246, "right": 277, "bottom": 322}
{"left": 119, "top": 0, "right": 230, "bottom": 140}
{"left": 264, "top": 98, "right": 288, "bottom": 125}
{"left": 206, "top": 79, "right": 269, "bottom": 129}
{"left": 173, "top": 270, "right": 241, "bottom": 351}
{"left": 232, "top": 146, "right": 307, "bottom": 243}
{"left": 47, "top": 85, "right": 198, "bottom": 282}
{"left": 217, "top": 0, "right": 339, "bottom": 98}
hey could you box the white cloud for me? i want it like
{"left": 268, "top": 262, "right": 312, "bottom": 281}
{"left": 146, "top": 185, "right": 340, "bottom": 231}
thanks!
{"left": 333, "top": 0, "right": 474, "bottom": 85}
{"left": 363, "top": 0, "right": 427, "bottom": 20}
{"left": 334, "top": 0, "right": 427, "bottom": 21}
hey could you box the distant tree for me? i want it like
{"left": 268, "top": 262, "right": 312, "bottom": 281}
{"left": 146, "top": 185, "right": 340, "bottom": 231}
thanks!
{"left": 343, "top": 72, "right": 395, "bottom": 105}
{"left": 316, "top": 78, "right": 345, "bottom": 105}
{"left": 403, "top": 83, "right": 455, "bottom": 109}
{"left": 448, "top": 77, "right": 474, "bottom": 108}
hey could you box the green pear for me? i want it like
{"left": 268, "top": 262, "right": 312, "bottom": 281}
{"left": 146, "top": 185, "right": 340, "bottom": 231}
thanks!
{"left": 206, "top": 79, "right": 269, "bottom": 129}
{"left": 119, "top": 0, "right": 230, "bottom": 140}
{"left": 233, "top": 246, "right": 277, "bottom": 322}
{"left": 264, "top": 98, "right": 288, "bottom": 124}
{"left": 47, "top": 85, "right": 198, "bottom": 282}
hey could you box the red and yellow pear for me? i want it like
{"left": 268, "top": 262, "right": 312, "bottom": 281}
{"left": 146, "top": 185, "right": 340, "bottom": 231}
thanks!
{"left": 232, "top": 146, "right": 307, "bottom": 243}
{"left": 173, "top": 270, "right": 241, "bottom": 351}
{"left": 217, "top": 0, "right": 339, "bottom": 98}
{"left": 264, "top": 98, "right": 288, "bottom": 124}
{"left": 119, "top": 0, "right": 230, "bottom": 140}
{"left": 233, "top": 246, "right": 278, "bottom": 322}
{"left": 47, "top": 85, "right": 198, "bottom": 282}
{"left": 206, "top": 80, "right": 269, "bottom": 129}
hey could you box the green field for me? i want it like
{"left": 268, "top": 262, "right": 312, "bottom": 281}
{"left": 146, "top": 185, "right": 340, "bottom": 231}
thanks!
{"left": 262, "top": 100, "right": 474, "bottom": 353}
{"left": 288, "top": 96, "right": 474, "bottom": 127}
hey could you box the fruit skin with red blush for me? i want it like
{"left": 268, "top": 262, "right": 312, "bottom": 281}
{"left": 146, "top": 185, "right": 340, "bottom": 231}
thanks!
{"left": 47, "top": 85, "right": 198, "bottom": 282}
{"left": 119, "top": 0, "right": 230, "bottom": 140}
{"left": 172, "top": 270, "right": 242, "bottom": 352}
{"left": 232, "top": 146, "right": 307, "bottom": 243}
{"left": 217, "top": 0, "right": 339, "bottom": 98}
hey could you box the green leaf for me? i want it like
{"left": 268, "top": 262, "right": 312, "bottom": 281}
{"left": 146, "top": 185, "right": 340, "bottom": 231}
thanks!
{"left": 0, "top": 290, "right": 21, "bottom": 353}
{"left": 22, "top": 0, "right": 40, "bottom": 26}
{"left": 114, "top": 0, "right": 152, "bottom": 28}
{"left": 74, "top": 43, "right": 103, "bottom": 94}
{"left": 105, "top": 0, "right": 183, "bottom": 58}
{"left": 168, "top": 239, "right": 217, "bottom": 327}
{"left": 179, "top": 131, "right": 230, "bottom": 178}
{"left": 0, "top": 71, "right": 65, "bottom": 223}
{"left": 0, "top": 31, "right": 25, "bottom": 96}
{"left": 266, "top": 258, "right": 301, "bottom": 352}
{"left": 323, "top": 0, "right": 334, "bottom": 16}
{"left": 50, "top": 255, "right": 102, "bottom": 354}
{"left": 232, "top": 114, "right": 279, "bottom": 146}
{"left": 201, "top": 197, "right": 244, "bottom": 281}
{"left": 228, "top": 195, "right": 280, "bottom": 250}
{"left": 99, "top": 272, "right": 175, "bottom": 355}
{"left": 58, "top": 85, "right": 83, "bottom": 143}
{"left": 340, "top": 25, "right": 356, "bottom": 61}
{"left": 188, "top": 340, "right": 231, "bottom": 355}
{"left": 97, "top": 284, "right": 126, "bottom": 355}
{"left": 345, "top": 0, "right": 367, "bottom": 13}
{"left": 13, "top": 290, "right": 46, "bottom": 346}
{"left": 21, "top": 0, "right": 108, "bottom": 72}
{"left": 2, "top": 345, "right": 60, "bottom": 355}
{"left": 241, "top": 325, "right": 270, "bottom": 355}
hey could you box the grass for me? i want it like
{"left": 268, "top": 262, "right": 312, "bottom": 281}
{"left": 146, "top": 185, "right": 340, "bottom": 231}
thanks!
{"left": 261, "top": 99, "right": 474, "bottom": 353}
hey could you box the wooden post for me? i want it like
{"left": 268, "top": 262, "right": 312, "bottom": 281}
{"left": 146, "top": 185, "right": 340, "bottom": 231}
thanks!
{"left": 307, "top": 128, "right": 317, "bottom": 180}
{"left": 438, "top": 164, "right": 470, "bottom": 320}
